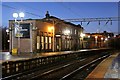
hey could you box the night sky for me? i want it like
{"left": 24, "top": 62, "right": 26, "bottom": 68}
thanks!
{"left": 2, "top": 2, "right": 118, "bottom": 33}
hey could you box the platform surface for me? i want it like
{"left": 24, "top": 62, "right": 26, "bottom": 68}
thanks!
{"left": 0, "top": 48, "right": 102, "bottom": 63}
{"left": 86, "top": 52, "right": 120, "bottom": 80}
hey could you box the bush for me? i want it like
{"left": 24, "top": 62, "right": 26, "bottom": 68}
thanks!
{"left": 108, "top": 38, "right": 120, "bottom": 49}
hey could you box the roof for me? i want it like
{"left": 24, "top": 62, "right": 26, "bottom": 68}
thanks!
{"left": 43, "top": 16, "right": 83, "bottom": 29}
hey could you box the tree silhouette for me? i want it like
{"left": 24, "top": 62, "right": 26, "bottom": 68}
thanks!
{"left": 108, "top": 37, "right": 120, "bottom": 49}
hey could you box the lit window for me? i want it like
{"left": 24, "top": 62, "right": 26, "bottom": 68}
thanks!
{"left": 37, "top": 36, "right": 40, "bottom": 49}
{"left": 65, "top": 40, "right": 67, "bottom": 49}
{"left": 49, "top": 37, "right": 51, "bottom": 49}
{"left": 67, "top": 40, "right": 69, "bottom": 49}
{"left": 49, "top": 37, "right": 51, "bottom": 43}
{"left": 45, "top": 37, "right": 48, "bottom": 43}
{"left": 71, "top": 29, "right": 72, "bottom": 34}
{"left": 41, "top": 36, "right": 44, "bottom": 49}
{"left": 75, "top": 29, "right": 76, "bottom": 34}
{"left": 41, "top": 36, "right": 44, "bottom": 43}
{"left": 45, "top": 37, "right": 48, "bottom": 49}
{"left": 49, "top": 44, "right": 52, "bottom": 49}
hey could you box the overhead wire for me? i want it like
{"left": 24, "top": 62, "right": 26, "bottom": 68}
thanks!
{"left": 2, "top": 4, "right": 42, "bottom": 18}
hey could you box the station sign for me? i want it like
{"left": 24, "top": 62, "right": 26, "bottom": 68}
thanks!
{"left": 15, "top": 23, "right": 30, "bottom": 38}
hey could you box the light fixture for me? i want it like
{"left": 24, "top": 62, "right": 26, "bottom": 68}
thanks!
{"left": 13, "top": 12, "right": 25, "bottom": 22}
{"left": 80, "top": 33, "right": 85, "bottom": 38}
{"left": 64, "top": 29, "right": 70, "bottom": 35}
{"left": 88, "top": 35, "right": 90, "bottom": 38}
{"left": 13, "top": 13, "right": 18, "bottom": 18}
{"left": 95, "top": 36, "right": 98, "bottom": 39}
{"left": 48, "top": 26, "right": 54, "bottom": 32}
{"left": 19, "top": 12, "right": 25, "bottom": 18}
{"left": 105, "top": 38, "right": 108, "bottom": 41}
{"left": 101, "top": 37, "right": 103, "bottom": 40}
{"left": 6, "top": 29, "right": 9, "bottom": 33}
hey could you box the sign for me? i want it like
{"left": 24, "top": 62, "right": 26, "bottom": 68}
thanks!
{"left": 15, "top": 23, "right": 30, "bottom": 38}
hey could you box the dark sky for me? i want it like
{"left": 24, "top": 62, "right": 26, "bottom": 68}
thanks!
{"left": 2, "top": 2, "right": 118, "bottom": 33}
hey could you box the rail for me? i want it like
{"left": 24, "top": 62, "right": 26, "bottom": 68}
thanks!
{"left": 60, "top": 54, "right": 109, "bottom": 80}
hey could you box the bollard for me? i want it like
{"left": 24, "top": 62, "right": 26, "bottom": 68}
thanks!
{"left": 12, "top": 48, "right": 18, "bottom": 55}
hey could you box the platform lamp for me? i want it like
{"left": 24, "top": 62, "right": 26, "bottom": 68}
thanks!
{"left": 13, "top": 12, "right": 25, "bottom": 54}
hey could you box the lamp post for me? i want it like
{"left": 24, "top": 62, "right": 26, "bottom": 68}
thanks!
{"left": 13, "top": 12, "right": 25, "bottom": 54}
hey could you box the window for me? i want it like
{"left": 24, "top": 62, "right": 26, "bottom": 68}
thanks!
{"left": 65, "top": 39, "right": 67, "bottom": 49}
{"left": 49, "top": 37, "right": 51, "bottom": 43}
{"left": 71, "top": 29, "right": 72, "bottom": 34}
{"left": 41, "top": 36, "right": 44, "bottom": 49}
{"left": 37, "top": 36, "right": 40, "bottom": 49}
{"left": 45, "top": 37, "right": 48, "bottom": 49}
{"left": 67, "top": 40, "right": 69, "bottom": 49}
{"left": 49, "top": 37, "right": 52, "bottom": 49}
{"left": 75, "top": 29, "right": 76, "bottom": 34}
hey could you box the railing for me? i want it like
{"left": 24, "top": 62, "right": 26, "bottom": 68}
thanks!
{"left": 2, "top": 48, "right": 113, "bottom": 79}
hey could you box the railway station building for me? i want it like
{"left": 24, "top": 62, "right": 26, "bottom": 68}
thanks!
{"left": 9, "top": 11, "right": 84, "bottom": 53}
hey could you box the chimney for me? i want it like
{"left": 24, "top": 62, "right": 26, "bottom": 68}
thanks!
{"left": 45, "top": 11, "right": 50, "bottom": 18}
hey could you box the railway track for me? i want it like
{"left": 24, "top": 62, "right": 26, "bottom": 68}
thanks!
{"left": 17, "top": 56, "right": 88, "bottom": 79}
{"left": 30, "top": 53, "right": 110, "bottom": 80}
{"left": 60, "top": 55, "right": 108, "bottom": 80}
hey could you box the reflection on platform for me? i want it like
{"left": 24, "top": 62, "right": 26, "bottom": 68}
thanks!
{"left": 104, "top": 53, "right": 120, "bottom": 79}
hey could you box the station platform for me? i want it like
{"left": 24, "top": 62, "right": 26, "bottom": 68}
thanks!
{"left": 86, "top": 52, "right": 120, "bottom": 80}
{"left": 0, "top": 48, "right": 101, "bottom": 63}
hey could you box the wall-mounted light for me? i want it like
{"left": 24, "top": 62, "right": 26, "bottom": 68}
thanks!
{"left": 48, "top": 26, "right": 54, "bottom": 32}
{"left": 32, "top": 26, "right": 37, "bottom": 31}
{"left": 108, "top": 36, "right": 110, "bottom": 38}
{"left": 105, "top": 38, "right": 108, "bottom": 41}
{"left": 95, "top": 36, "right": 98, "bottom": 39}
{"left": 88, "top": 35, "right": 90, "bottom": 38}
{"left": 80, "top": 33, "right": 85, "bottom": 38}
{"left": 6, "top": 29, "right": 9, "bottom": 33}
{"left": 101, "top": 37, "right": 103, "bottom": 40}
